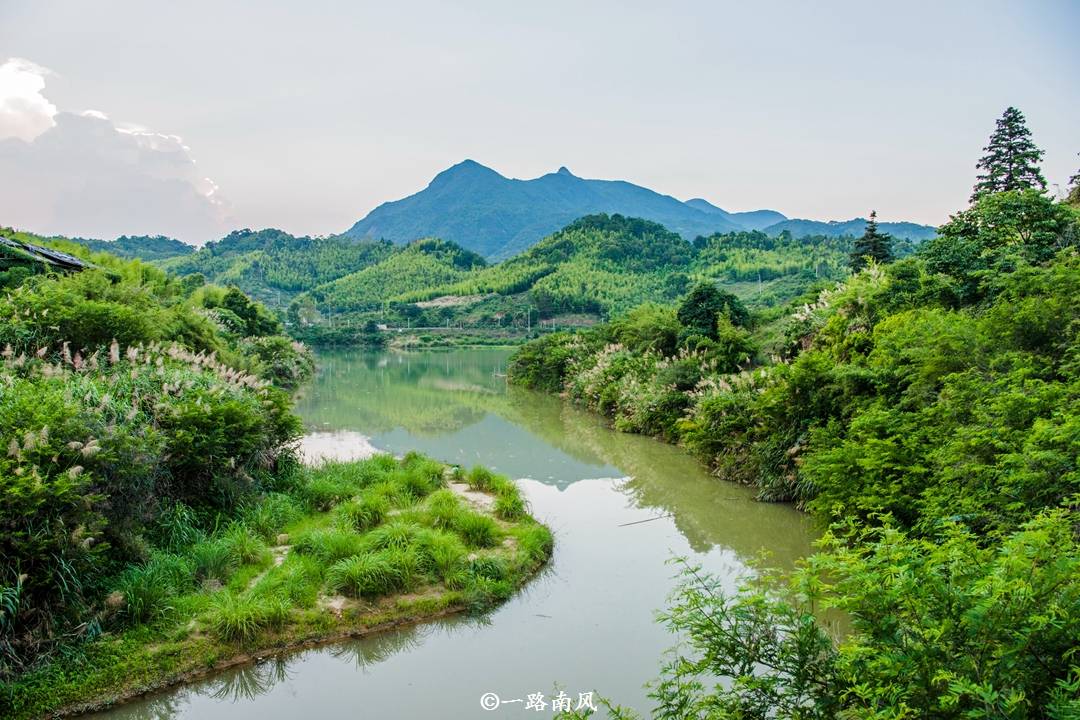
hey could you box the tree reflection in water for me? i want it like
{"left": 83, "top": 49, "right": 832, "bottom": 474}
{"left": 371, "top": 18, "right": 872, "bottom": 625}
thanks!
{"left": 206, "top": 656, "right": 292, "bottom": 702}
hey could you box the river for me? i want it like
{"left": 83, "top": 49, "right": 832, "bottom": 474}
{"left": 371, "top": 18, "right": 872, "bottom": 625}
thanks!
{"left": 93, "top": 347, "right": 815, "bottom": 719}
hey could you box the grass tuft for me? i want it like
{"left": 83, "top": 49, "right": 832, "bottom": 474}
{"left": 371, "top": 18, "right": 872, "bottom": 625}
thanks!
{"left": 206, "top": 594, "right": 289, "bottom": 643}
{"left": 326, "top": 550, "right": 416, "bottom": 599}
{"left": 334, "top": 494, "right": 390, "bottom": 532}
{"left": 453, "top": 511, "right": 500, "bottom": 548}
{"left": 292, "top": 528, "right": 365, "bottom": 563}
{"left": 191, "top": 539, "right": 240, "bottom": 584}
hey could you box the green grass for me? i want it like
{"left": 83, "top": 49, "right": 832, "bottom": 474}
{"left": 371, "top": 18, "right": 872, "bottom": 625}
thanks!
{"left": 4, "top": 453, "right": 553, "bottom": 720}
{"left": 240, "top": 493, "right": 303, "bottom": 541}
{"left": 334, "top": 494, "right": 390, "bottom": 532}
{"left": 326, "top": 550, "right": 417, "bottom": 598}
{"left": 453, "top": 511, "right": 501, "bottom": 548}
{"left": 292, "top": 527, "right": 366, "bottom": 563}
{"left": 221, "top": 524, "right": 271, "bottom": 566}
{"left": 493, "top": 492, "right": 527, "bottom": 521}
{"left": 207, "top": 594, "right": 289, "bottom": 643}
{"left": 191, "top": 538, "right": 241, "bottom": 583}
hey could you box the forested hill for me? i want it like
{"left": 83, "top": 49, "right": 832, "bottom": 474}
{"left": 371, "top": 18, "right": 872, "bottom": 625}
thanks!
{"left": 286, "top": 214, "right": 862, "bottom": 341}
{"left": 74, "top": 235, "right": 195, "bottom": 261}
{"left": 343, "top": 160, "right": 936, "bottom": 259}
{"left": 155, "top": 229, "right": 397, "bottom": 307}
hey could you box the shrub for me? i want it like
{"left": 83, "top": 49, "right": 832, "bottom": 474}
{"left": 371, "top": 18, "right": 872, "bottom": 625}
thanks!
{"left": 648, "top": 511, "right": 1080, "bottom": 719}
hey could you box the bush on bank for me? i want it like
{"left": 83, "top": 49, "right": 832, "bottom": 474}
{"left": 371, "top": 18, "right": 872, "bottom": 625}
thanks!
{"left": 516, "top": 189, "right": 1080, "bottom": 718}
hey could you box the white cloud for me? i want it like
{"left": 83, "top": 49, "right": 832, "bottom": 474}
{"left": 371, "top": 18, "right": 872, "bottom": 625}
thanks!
{"left": 0, "top": 58, "right": 57, "bottom": 141}
{"left": 0, "top": 57, "right": 228, "bottom": 244}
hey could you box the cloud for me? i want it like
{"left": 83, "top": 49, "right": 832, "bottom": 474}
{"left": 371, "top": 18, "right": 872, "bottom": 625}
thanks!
{"left": 0, "top": 58, "right": 228, "bottom": 244}
{"left": 0, "top": 58, "right": 57, "bottom": 141}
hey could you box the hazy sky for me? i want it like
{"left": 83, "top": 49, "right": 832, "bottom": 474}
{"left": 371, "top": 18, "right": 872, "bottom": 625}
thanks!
{"left": 1, "top": 0, "right": 1078, "bottom": 243}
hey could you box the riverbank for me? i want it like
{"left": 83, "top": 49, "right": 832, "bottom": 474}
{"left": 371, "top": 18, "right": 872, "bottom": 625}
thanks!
{"left": 5, "top": 454, "right": 553, "bottom": 720}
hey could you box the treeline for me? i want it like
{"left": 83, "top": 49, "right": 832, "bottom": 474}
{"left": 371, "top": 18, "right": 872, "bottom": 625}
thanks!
{"left": 66, "top": 214, "right": 895, "bottom": 347}
{"left": 526, "top": 108, "right": 1080, "bottom": 718}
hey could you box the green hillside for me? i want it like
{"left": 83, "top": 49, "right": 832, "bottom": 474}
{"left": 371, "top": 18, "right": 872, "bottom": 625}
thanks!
{"left": 296, "top": 238, "right": 487, "bottom": 313}
{"left": 284, "top": 215, "right": 860, "bottom": 342}
{"left": 75, "top": 235, "right": 195, "bottom": 262}
{"left": 159, "top": 229, "right": 395, "bottom": 307}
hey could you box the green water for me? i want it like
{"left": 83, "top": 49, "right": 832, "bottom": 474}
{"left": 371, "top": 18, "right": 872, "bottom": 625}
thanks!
{"left": 94, "top": 348, "right": 815, "bottom": 719}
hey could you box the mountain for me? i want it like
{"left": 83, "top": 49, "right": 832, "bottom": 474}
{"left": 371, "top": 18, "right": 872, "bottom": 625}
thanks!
{"left": 344, "top": 160, "right": 781, "bottom": 260}
{"left": 344, "top": 160, "right": 937, "bottom": 259}
{"left": 684, "top": 198, "right": 787, "bottom": 231}
{"left": 761, "top": 217, "right": 937, "bottom": 241}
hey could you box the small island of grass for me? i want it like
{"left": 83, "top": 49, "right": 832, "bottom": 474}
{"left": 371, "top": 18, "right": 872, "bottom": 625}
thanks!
{"left": 7, "top": 453, "right": 551, "bottom": 719}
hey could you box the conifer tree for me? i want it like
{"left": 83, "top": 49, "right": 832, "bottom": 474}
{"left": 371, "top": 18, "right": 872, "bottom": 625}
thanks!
{"left": 971, "top": 107, "right": 1046, "bottom": 201}
{"left": 849, "top": 211, "right": 893, "bottom": 271}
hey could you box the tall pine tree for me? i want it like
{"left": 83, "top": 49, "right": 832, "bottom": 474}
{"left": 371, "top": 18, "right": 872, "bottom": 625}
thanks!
{"left": 971, "top": 107, "right": 1046, "bottom": 201}
{"left": 849, "top": 211, "right": 894, "bottom": 271}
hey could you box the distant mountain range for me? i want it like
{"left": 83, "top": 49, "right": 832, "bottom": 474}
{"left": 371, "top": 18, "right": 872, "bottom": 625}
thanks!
{"left": 344, "top": 160, "right": 937, "bottom": 259}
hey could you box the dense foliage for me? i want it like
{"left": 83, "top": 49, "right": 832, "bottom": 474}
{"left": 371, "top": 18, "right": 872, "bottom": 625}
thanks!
{"left": 517, "top": 172, "right": 1080, "bottom": 716}
{"left": 0, "top": 233, "right": 313, "bottom": 679}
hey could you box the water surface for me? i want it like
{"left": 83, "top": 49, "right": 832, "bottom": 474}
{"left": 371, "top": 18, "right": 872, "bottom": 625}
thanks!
{"left": 95, "top": 348, "right": 815, "bottom": 719}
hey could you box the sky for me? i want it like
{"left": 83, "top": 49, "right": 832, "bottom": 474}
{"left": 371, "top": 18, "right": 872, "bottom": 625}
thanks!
{"left": 1, "top": 0, "right": 1078, "bottom": 244}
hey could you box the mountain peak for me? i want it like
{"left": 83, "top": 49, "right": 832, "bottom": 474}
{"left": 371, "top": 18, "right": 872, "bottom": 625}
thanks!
{"left": 429, "top": 159, "right": 502, "bottom": 186}
{"left": 685, "top": 198, "right": 726, "bottom": 214}
{"left": 556, "top": 166, "right": 574, "bottom": 177}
